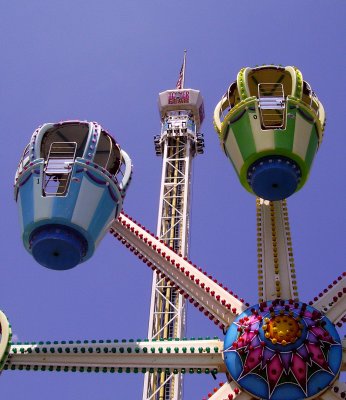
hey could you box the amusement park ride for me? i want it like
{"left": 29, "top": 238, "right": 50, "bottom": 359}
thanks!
{"left": 0, "top": 61, "right": 345, "bottom": 400}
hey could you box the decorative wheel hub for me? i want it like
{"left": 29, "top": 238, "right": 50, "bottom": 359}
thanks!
{"left": 224, "top": 300, "right": 342, "bottom": 400}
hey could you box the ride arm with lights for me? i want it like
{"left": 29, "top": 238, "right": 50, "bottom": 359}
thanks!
{"left": 110, "top": 212, "right": 248, "bottom": 330}
{"left": 5, "top": 339, "right": 224, "bottom": 375}
{"left": 205, "top": 381, "right": 253, "bottom": 400}
{"left": 342, "top": 338, "right": 346, "bottom": 371}
{"left": 309, "top": 273, "right": 346, "bottom": 326}
{"left": 256, "top": 198, "right": 298, "bottom": 302}
{"left": 319, "top": 381, "right": 346, "bottom": 400}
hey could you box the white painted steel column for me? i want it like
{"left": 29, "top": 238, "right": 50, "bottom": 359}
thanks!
{"left": 143, "top": 96, "right": 204, "bottom": 399}
{"left": 143, "top": 136, "right": 193, "bottom": 400}
{"left": 256, "top": 198, "right": 299, "bottom": 302}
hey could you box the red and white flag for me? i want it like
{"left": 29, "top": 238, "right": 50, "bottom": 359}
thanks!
{"left": 175, "top": 50, "right": 186, "bottom": 89}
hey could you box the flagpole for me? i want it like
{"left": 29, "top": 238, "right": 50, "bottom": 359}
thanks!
{"left": 182, "top": 49, "right": 187, "bottom": 89}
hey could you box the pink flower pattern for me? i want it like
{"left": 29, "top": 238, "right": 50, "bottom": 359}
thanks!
{"left": 224, "top": 301, "right": 341, "bottom": 399}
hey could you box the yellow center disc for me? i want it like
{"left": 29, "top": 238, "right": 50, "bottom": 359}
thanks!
{"left": 262, "top": 315, "right": 301, "bottom": 345}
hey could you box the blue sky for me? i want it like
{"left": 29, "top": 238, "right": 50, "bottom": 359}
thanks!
{"left": 1, "top": 1, "right": 345, "bottom": 398}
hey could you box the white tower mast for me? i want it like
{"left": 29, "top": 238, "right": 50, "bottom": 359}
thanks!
{"left": 143, "top": 52, "right": 205, "bottom": 400}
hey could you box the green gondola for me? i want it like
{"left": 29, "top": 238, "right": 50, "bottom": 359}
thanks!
{"left": 214, "top": 65, "right": 325, "bottom": 200}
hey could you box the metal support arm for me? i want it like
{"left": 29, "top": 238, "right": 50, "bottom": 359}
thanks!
{"left": 206, "top": 381, "right": 253, "bottom": 400}
{"left": 256, "top": 199, "right": 298, "bottom": 302}
{"left": 110, "top": 213, "right": 248, "bottom": 330}
{"left": 5, "top": 339, "right": 224, "bottom": 374}
{"left": 319, "top": 380, "right": 346, "bottom": 400}
{"left": 310, "top": 273, "right": 346, "bottom": 325}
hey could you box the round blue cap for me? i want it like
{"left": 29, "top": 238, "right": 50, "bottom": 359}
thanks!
{"left": 247, "top": 157, "right": 301, "bottom": 201}
{"left": 30, "top": 225, "right": 88, "bottom": 270}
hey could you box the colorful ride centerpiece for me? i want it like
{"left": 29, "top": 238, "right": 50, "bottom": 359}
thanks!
{"left": 214, "top": 65, "right": 325, "bottom": 200}
{"left": 224, "top": 300, "right": 342, "bottom": 400}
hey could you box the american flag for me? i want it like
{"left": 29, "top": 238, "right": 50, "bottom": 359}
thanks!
{"left": 175, "top": 51, "right": 186, "bottom": 89}
{"left": 176, "top": 62, "right": 184, "bottom": 89}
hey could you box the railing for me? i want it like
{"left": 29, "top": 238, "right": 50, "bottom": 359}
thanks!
{"left": 43, "top": 142, "right": 77, "bottom": 196}
{"left": 16, "top": 143, "right": 30, "bottom": 178}
{"left": 258, "top": 83, "right": 286, "bottom": 129}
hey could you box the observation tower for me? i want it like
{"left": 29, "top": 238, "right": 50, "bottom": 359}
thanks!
{"left": 143, "top": 51, "right": 205, "bottom": 400}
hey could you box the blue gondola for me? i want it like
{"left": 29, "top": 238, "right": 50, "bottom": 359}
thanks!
{"left": 14, "top": 121, "right": 132, "bottom": 270}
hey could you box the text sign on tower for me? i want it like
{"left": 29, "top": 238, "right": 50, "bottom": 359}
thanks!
{"left": 168, "top": 91, "right": 190, "bottom": 104}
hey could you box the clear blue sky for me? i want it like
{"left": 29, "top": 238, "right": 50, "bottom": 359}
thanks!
{"left": 1, "top": 1, "right": 345, "bottom": 398}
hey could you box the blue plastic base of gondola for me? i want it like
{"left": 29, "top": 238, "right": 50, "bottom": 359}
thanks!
{"left": 247, "top": 156, "right": 301, "bottom": 201}
{"left": 30, "top": 224, "right": 88, "bottom": 270}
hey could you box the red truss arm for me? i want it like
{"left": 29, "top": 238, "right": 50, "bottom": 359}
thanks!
{"left": 109, "top": 213, "right": 249, "bottom": 330}
{"left": 309, "top": 272, "right": 346, "bottom": 326}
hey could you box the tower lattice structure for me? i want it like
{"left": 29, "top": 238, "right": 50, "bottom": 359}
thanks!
{"left": 143, "top": 55, "right": 205, "bottom": 400}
